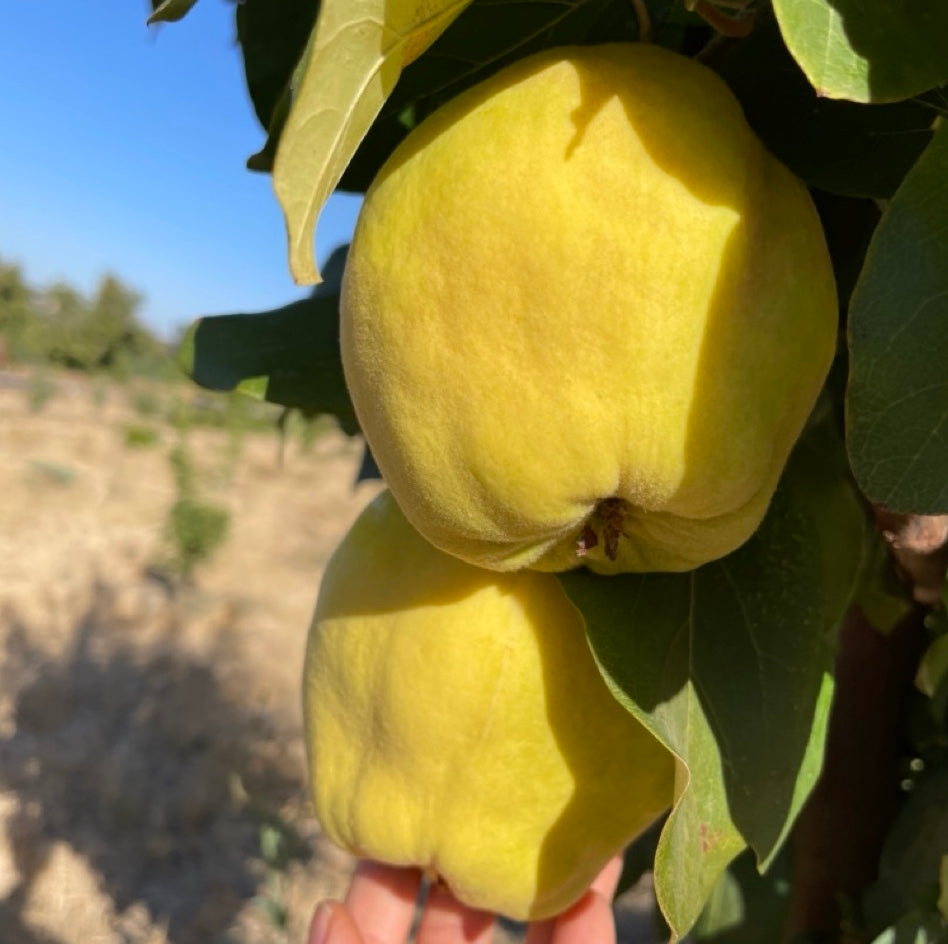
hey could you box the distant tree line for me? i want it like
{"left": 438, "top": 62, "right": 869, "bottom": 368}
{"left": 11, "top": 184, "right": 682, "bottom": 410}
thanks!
{"left": 0, "top": 258, "right": 170, "bottom": 377}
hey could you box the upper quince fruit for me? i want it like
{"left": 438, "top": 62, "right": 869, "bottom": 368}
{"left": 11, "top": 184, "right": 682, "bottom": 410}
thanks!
{"left": 340, "top": 43, "right": 837, "bottom": 574}
{"left": 303, "top": 491, "right": 673, "bottom": 920}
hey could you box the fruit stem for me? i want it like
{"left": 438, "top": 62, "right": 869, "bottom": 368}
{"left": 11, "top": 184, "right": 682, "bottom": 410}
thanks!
{"left": 576, "top": 498, "right": 631, "bottom": 562}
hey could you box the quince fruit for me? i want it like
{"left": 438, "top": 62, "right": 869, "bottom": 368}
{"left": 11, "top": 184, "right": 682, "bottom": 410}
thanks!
{"left": 340, "top": 43, "right": 837, "bottom": 574}
{"left": 303, "top": 491, "right": 673, "bottom": 920}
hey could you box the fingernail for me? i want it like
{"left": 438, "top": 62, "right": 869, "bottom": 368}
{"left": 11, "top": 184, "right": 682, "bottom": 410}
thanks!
{"left": 310, "top": 902, "right": 334, "bottom": 944}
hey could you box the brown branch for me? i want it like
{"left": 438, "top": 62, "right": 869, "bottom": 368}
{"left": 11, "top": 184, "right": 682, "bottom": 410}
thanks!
{"left": 872, "top": 508, "right": 948, "bottom": 605}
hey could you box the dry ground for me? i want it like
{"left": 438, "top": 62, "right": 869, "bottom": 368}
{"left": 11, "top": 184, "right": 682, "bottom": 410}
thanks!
{"left": 0, "top": 371, "right": 662, "bottom": 944}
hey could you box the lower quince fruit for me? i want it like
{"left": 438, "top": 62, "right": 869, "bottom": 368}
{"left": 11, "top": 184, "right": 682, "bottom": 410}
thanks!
{"left": 303, "top": 491, "right": 674, "bottom": 920}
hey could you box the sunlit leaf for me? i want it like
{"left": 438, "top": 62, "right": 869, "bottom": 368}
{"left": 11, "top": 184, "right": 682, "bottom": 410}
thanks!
{"left": 559, "top": 414, "right": 864, "bottom": 939}
{"left": 772, "top": 0, "right": 948, "bottom": 103}
{"left": 274, "top": 0, "right": 472, "bottom": 283}
{"left": 846, "top": 123, "right": 948, "bottom": 514}
{"left": 714, "top": 13, "right": 935, "bottom": 199}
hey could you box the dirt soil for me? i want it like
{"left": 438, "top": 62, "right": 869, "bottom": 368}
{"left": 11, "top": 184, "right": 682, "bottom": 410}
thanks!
{"left": 0, "top": 372, "right": 663, "bottom": 944}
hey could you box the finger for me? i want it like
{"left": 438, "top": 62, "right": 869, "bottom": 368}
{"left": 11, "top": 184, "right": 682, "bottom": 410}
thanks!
{"left": 588, "top": 854, "right": 624, "bottom": 900}
{"left": 548, "top": 857, "right": 624, "bottom": 944}
{"left": 523, "top": 852, "right": 628, "bottom": 944}
{"left": 415, "top": 879, "right": 495, "bottom": 944}
{"left": 308, "top": 901, "right": 364, "bottom": 944}
{"left": 344, "top": 860, "right": 423, "bottom": 944}
{"left": 523, "top": 917, "right": 554, "bottom": 944}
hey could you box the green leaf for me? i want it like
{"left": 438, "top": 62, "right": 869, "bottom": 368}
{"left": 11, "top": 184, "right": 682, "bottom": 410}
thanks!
{"left": 850, "top": 526, "right": 913, "bottom": 634}
{"left": 863, "top": 765, "right": 948, "bottom": 936}
{"left": 869, "top": 917, "right": 946, "bottom": 944}
{"left": 693, "top": 847, "right": 793, "bottom": 943}
{"left": 177, "top": 247, "right": 358, "bottom": 432}
{"left": 846, "top": 123, "right": 948, "bottom": 514}
{"left": 714, "top": 13, "right": 935, "bottom": 199}
{"left": 938, "top": 855, "right": 948, "bottom": 921}
{"left": 772, "top": 0, "right": 948, "bottom": 103}
{"left": 917, "top": 635, "right": 948, "bottom": 700}
{"left": 559, "top": 417, "right": 864, "bottom": 939}
{"left": 693, "top": 868, "right": 745, "bottom": 938}
{"left": 273, "top": 0, "right": 473, "bottom": 283}
{"left": 147, "top": 0, "right": 200, "bottom": 26}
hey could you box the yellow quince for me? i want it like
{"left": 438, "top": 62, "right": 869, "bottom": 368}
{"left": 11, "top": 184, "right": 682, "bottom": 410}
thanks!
{"left": 340, "top": 43, "right": 837, "bottom": 573}
{"left": 303, "top": 491, "right": 674, "bottom": 920}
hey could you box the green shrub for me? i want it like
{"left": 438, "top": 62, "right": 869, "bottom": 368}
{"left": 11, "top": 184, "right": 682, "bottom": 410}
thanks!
{"left": 122, "top": 423, "right": 160, "bottom": 448}
{"left": 165, "top": 496, "right": 230, "bottom": 577}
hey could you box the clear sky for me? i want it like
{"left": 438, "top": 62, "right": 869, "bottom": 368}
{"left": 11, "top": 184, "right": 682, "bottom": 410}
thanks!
{"left": 0, "top": 0, "right": 363, "bottom": 339}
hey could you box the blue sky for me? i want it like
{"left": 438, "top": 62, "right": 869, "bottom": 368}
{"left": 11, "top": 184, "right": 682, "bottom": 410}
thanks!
{"left": 0, "top": 0, "right": 362, "bottom": 339}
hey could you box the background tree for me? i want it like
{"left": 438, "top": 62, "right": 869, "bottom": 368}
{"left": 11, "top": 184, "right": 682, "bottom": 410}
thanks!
{"left": 0, "top": 261, "right": 167, "bottom": 376}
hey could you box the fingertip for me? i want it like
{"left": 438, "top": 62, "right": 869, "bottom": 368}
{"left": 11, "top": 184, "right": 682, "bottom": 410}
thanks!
{"left": 415, "top": 880, "right": 495, "bottom": 944}
{"left": 548, "top": 860, "right": 622, "bottom": 944}
{"left": 590, "top": 854, "right": 625, "bottom": 901}
{"left": 308, "top": 901, "right": 362, "bottom": 944}
{"left": 344, "top": 861, "right": 422, "bottom": 943}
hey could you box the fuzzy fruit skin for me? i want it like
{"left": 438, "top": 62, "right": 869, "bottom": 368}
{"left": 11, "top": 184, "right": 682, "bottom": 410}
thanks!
{"left": 341, "top": 43, "right": 838, "bottom": 574}
{"left": 304, "top": 491, "right": 673, "bottom": 921}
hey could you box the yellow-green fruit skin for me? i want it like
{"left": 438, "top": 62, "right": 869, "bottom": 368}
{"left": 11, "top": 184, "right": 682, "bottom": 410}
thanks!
{"left": 340, "top": 43, "right": 838, "bottom": 574}
{"left": 304, "top": 491, "right": 673, "bottom": 921}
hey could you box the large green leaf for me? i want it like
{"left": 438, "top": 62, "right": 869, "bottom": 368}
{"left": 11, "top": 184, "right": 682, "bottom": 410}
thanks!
{"left": 846, "top": 123, "right": 948, "bottom": 514}
{"left": 177, "top": 247, "right": 357, "bottom": 432}
{"left": 772, "top": 0, "right": 948, "bottom": 103}
{"left": 713, "top": 14, "right": 935, "bottom": 199}
{"left": 559, "top": 414, "right": 864, "bottom": 939}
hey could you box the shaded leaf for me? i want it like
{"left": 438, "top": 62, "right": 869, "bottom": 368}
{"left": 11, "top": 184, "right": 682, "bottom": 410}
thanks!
{"left": 772, "top": 0, "right": 948, "bottom": 103}
{"left": 236, "top": 0, "right": 318, "bottom": 135}
{"left": 273, "top": 0, "right": 473, "bottom": 283}
{"left": 846, "top": 123, "right": 948, "bottom": 514}
{"left": 863, "top": 766, "right": 948, "bottom": 936}
{"left": 869, "top": 917, "right": 945, "bottom": 944}
{"left": 177, "top": 247, "right": 358, "bottom": 433}
{"left": 147, "top": 0, "right": 200, "bottom": 25}
{"left": 714, "top": 13, "right": 935, "bottom": 199}
{"left": 559, "top": 414, "right": 864, "bottom": 939}
{"left": 693, "top": 868, "right": 744, "bottom": 938}
{"left": 917, "top": 635, "right": 948, "bottom": 701}
{"left": 616, "top": 813, "right": 666, "bottom": 898}
{"left": 693, "top": 847, "right": 793, "bottom": 943}
{"left": 939, "top": 856, "right": 948, "bottom": 921}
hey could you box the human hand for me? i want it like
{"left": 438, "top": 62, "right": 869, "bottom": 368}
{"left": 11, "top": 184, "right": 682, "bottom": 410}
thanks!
{"left": 306, "top": 854, "right": 623, "bottom": 944}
